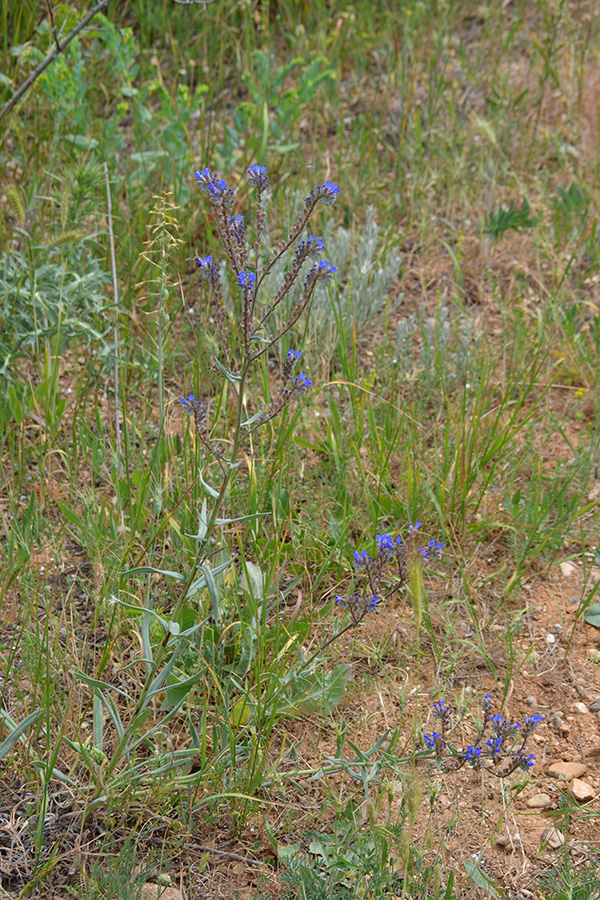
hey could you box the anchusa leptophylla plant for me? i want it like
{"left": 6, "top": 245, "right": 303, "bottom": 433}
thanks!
{"left": 331, "top": 522, "right": 443, "bottom": 645}
{"left": 192, "top": 165, "right": 337, "bottom": 364}
{"left": 183, "top": 164, "right": 338, "bottom": 542}
{"left": 76, "top": 167, "right": 340, "bottom": 821}
{"left": 423, "top": 693, "right": 543, "bottom": 777}
{"left": 186, "top": 166, "right": 337, "bottom": 441}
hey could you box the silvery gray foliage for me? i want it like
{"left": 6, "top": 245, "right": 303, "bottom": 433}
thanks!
{"left": 0, "top": 248, "right": 109, "bottom": 379}
{"left": 395, "top": 298, "right": 479, "bottom": 392}
{"left": 257, "top": 197, "right": 401, "bottom": 349}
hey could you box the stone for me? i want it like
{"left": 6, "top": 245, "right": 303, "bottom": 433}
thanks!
{"left": 573, "top": 702, "right": 589, "bottom": 714}
{"left": 526, "top": 695, "right": 538, "bottom": 709}
{"left": 141, "top": 887, "right": 182, "bottom": 900}
{"left": 589, "top": 696, "right": 600, "bottom": 712}
{"left": 591, "top": 566, "right": 600, "bottom": 585}
{"left": 560, "top": 562, "right": 578, "bottom": 578}
{"left": 541, "top": 827, "right": 565, "bottom": 850}
{"left": 547, "top": 761, "right": 586, "bottom": 781}
{"left": 527, "top": 793, "right": 552, "bottom": 809}
{"left": 569, "top": 779, "right": 595, "bottom": 803}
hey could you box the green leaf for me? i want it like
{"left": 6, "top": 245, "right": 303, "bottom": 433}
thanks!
{"left": 122, "top": 566, "right": 184, "bottom": 581}
{"left": 464, "top": 861, "right": 506, "bottom": 900}
{"left": 199, "top": 471, "right": 219, "bottom": 499}
{"left": 129, "top": 150, "right": 168, "bottom": 164}
{"left": 160, "top": 671, "right": 204, "bottom": 711}
{"left": 64, "top": 134, "right": 99, "bottom": 150}
{"left": 240, "top": 561, "right": 265, "bottom": 601}
{"left": 186, "top": 558, "right": 232, "bottom": 600}
{"left": 212, "top": 357, "right": 242, "bottom": 384}
{"left": 584, "top": 604, "right": 600, "bottom": 628}
{"left": 229, "top": 698, "right": 252, "bottom": 726}
{"left": 292, "top": 664, "right": 352, "bottom": 715}
{"left": 0, "top": 709, "right": 42, "bottom": 760}
{"left": 73, "top": 669, "right": 134, "bottom": 702}
{"left": 484, "top": 199, "right": 536, "bottom": 239}
{"left": 268, "top": 142, "right": 300, "bottom": 154}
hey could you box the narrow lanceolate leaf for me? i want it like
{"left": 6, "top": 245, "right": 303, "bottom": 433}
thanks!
{"left": 199, "top": 563, "right": 221, "bottom": 622}
{"left": 185, "top": 499, "right": 208, "bottom": 542}
{"left": 122, "top": 566, "right": 185, "bottom": 581}
{"left": 241, "top": 410, "right": 266, "bottom": 427}
{"left": 73, "top": 669, "right": 134, "bottom": 703}
{"left": 93, "top": 690, "right": 103, "bottom": 753}
{"left": 213, "top": 357, "right": 242, "bottom": 384}
{"left": 141, "top": 609, "right": 153, "bottom": 678}
{"left": 198, "top": 471, "right": 219, "bottom": 499}
{"left": 0, "top": 709, "right": 43, "bottom": 760}
{"left": 186, "top": 558, "right": 233, "bottom": 600}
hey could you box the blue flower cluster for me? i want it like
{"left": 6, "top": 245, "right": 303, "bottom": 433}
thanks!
{"left": 237, "top": 271, "right": 256, "bottom": 291}
{"left": 247, "top": 164, "right": 269, "bottom": 191}
{"left": 423, "top": 693, "right": 543, "bottom": 777}
{"left": 186, "top": 164, "right": 341, "bottom": 433}
{"left": 334, "top": 522, "right": 443, "bottom": 627}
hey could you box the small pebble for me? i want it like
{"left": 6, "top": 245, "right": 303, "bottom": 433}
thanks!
{"left": 526, "top": 695, "right": 538, "bottom": 709}
{"left": 560, "top": 562, "right": 578, "bottom": 578}
{"left": 541, "top": 827, "right": 565, "bottom": 850}
{"left": 527, "top": 793, "right": 552, "bottom": 809}
{"left": 588, "top": 696, "right": 600, "bottom": 712}
{"left": 569, "top": 779, "right": 595, "bottom": 803}
{"left": 546, "top": 633, "right": 556, "bottom": 644}
{"left": 573, "top": 702, "right": 589, "bottom": 715}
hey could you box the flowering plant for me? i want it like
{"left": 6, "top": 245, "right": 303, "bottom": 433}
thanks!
{"left": 183, "top": 166, "right": 337, "bottom": 443}
{"left": 79, "top": 165, "right": 340, "bottom": 819}
{"left": 423, "top": 693, "right": 543, "bottom": 777}
{"left": 327, "top": 521, "right": 443, "bottom": 649}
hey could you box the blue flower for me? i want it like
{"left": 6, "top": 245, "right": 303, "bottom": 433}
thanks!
{"left": 229, "top": 214, "right": 245, "bottom": 241}
{"left": 247, "top": 164, "right": 269, "bottom": 190}
{"left": 368, "top": 594, "right": 380, "bottom": 610}
{"left": 524, "top": 714, "right": 543, "bottom": 726}
{"left": 353, "top": 549, "right": 370, "bottom": 568}
{"left": 307, "top": 235, "right": 326, "bottom": 257}
{"left": 423, "top": 732, "right": 441, "bottom": 749}
{"left": 464, "top": 745, "right": 481, "bottom": 761}
{"left": 195, "top": 255, "right": 214, "bottom": 273}
{"left": 432, "top": 700, "right": 448, "bottom": 717}
{"left": 194, "top": 168, "right": 214, "bottom": 192}
{"left": 376, "top": 533, "right": 395, "bottom": 550}
{"left": 335, "top": 594, "right": 347, "bottom": 606}
{"left": 238, "top": 271, "right": 256, "bottom": 290}
{"left": 287, "top": 349, "right": 302, "bottom": 361}
{"left": 179, "top": 394, "right": 205, "bottom": 419}
{"left": 293, "top": 372, "right": 312, "bottom": 394}
{"left": 408, "top": 521, "right": 422, "bottom": 530}
{"left": 317, "top": 181, "right": 340, "bottom": 206}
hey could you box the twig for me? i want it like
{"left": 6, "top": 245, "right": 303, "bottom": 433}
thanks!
{"left": 0, "top": 0, "right": 114, "bottom": 125}
{"left": 103, "top": 162, "right": 122, "bottom": 472}
{"left": 189, "top": 844, "right": 267, "bottom": 866}
{"left": 45, "top": 0, "right": 61, "bottom": 55}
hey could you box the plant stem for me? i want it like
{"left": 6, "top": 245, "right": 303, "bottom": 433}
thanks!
{"left": 86, "top": 357, "right": 251, "bottom": 814}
